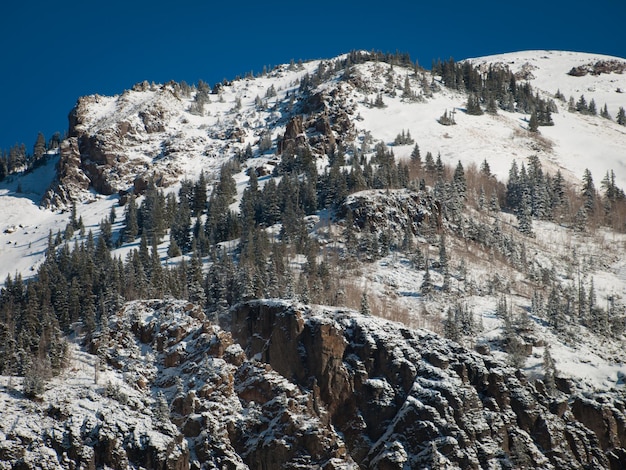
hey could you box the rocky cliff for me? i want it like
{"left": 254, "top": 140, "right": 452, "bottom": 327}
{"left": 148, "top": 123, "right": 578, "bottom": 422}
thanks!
{"left": 4, "top": 299, "right": 624, "bottom": 469}
{"left": 230, "top": 301, "right": 626, "bottom": 469}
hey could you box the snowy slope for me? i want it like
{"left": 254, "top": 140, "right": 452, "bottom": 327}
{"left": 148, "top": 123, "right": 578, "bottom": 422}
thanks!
{"left": 468, "top": 50, "right": 626, "bottom": 188}
{"left": 347, "top": 51, "right": 626, "bottom": 189}
{"left": 0, "top": 49, "right": 625, "bottom": 395}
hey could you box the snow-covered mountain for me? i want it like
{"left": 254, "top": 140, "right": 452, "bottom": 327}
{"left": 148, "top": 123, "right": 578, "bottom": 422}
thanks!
{"left": 1, "top": 49, "right": 626, "bottom": 469}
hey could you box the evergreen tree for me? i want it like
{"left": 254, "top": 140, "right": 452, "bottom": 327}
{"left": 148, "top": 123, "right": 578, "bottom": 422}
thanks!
{"left": 528, "top": 112, "right": 539, "bottom": 132}
{"left": 568, "top": 96, "right": 576, "bottom": 112}
{"left": 581, "top": 168, "right": 596, "bottom": 214}
{"left": 438, "top": 233, "right": 450, "bottom": 292}
{"left": 193, "top": 171, "right": 207, "bottom": 216}
{"left": 489, "top": 190, "right": 500, "bottom": 213}
{"left": 467, "top": 184, "right": 481, "bottom": 211}
{"left": 600, "top": 104, "right": 611, "bottom": 120}
{"left": 516, "top": 189, "right": 533, "bottom": 236}
{"left": 574, "top": 206, "right": 588, "bottom": 232}
{"left": 360, "top": 291, "right": 371, "bottom": 316}
{"left": 171, "top": 202, "right": 192, "bottom": 253}
{"left": 452, "top": 161, "right": 466, "bottom": 200}
{"left": 374, "top": 93, "right": 385, "bottom": 108}
{"left": 546, "top": 287, "right": 566, "bottom": 333}
{"left": 443, "top": 306, "right": 461, "bottom": 341}
{"left": 32, "top": 132, "right": 47, "bottom": 163}
{"left": 410, "top": 143, "right": 422, "bottom": 169}
{"left": 486, "top": 95, "right": 498, "bottom": 115}
{"left": 139, "top": 184, "right": 167, "bottom": 242}
{"left": 466, "top": 94, "right": 483, "bottom": 115}
{"left": 576, "top": 95, "right": 588, "bottom": 114}
{"left": 421, "top": 257, "right": 433, "bottom": 295}
{"left": 22, "top": 359, "right": 47, "bottom": 398}
{"left": 424, "top": 151, "right": 435, "bottom": 176}
{"left": 167, "top": 238, "right": 182, "bottom": 258}
{"left": 437, "top": 109, "right": 456, "bottom": 125}
{"left": 542, "top": 345, "right": 557, "bottom": 394}
{"left": 123, "top": 195, "right": 139, "bottom": 242}
{"left": 617, "top": 107, "right": 626, "bottom": 125}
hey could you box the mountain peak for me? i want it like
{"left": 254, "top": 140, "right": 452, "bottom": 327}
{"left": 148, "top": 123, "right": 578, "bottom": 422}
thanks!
{"left": 1, "top": 48, "right": 626, "bottom": 469}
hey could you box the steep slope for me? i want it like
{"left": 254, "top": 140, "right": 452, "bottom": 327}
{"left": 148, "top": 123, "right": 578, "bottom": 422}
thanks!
{"left": 467, "top": 50, "right": 626, "bottom": 188}
{"left": 1, "top": 49, "right": 626, "bottom": 469}
{"left": 2, "top": 299, "right": 624, "bottom": 469}
{"left": 39, "top": 50, "right": 626, "bottom": 208}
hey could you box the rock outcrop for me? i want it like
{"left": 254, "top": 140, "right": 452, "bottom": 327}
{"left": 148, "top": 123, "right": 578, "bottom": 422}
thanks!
{"left": 41, "top": 137, "right": 91, "bottom": 207}
{"left": 2, "top": 299, "right": 625, "bottom": 469}
{"left": 230, "top": 301, "right": 625, "bottom": 469}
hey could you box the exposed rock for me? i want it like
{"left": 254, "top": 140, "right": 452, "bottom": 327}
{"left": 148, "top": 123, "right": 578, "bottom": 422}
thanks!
{"left": 343, "top": 189, "right": 441, "bottom": 247}
{"left": 4, "top": 297, "right": 625, "bottom": 469}
{"left": 230, "top": 300, "right": 623, "bottom": 469}
{"left": 278, "top": 115, "right": 306, "bottom": 154}
{"left": 41, "top": 137, "right": 91, "bottom": 208}
{"left": 568, "top": 60, "right": 626, "bottom": 76}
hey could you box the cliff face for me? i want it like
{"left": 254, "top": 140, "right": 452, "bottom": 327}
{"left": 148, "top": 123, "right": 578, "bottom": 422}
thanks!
{"left": 231, "top": 301, "right": 626, "bottom": 469}
{"left": 41, "top": 84, "right": 202, "bottom": 208}
{"left": 2, "top": 299, "right": 625, "bottom": 469}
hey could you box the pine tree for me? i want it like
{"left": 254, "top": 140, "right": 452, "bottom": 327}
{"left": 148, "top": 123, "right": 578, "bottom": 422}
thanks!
{"left": 123, "top": 195, "right": 139, "bottom": 242}
{"left": 452, "top": 161, "right": 466, "bottom": 200}
{"left": 439, "top": 233, "right": 450, "bottom": 291}
{"left": 435, "top": 153, "right": 445, "bottom": 180}
{"left": 424, "top": 151, "right": 435, "bottom": 176}
{"left": 576, "top": 95, "right": 588, "bottom": 114}
{"left": 193, "top": 171, "right": 207, "bottom": 216}
{"left": 360, "top": 291, "right": 371, "bottom": 316}
{"left": 617, "top": 107, "right": 626, "bottom": 126}
{"left": 542, "top": 345, "right": 557, "bottom": 394}
{"left": 171, "top": 202, "right": 192, "bottom": 253}
{"left": 421, "top": 258, "right": 433, "bottom": 295}
{"left": 546, "top": 287, "right": 565, "bottom": 333}
{"left": 466, "top": 94, "right": 483, "bottom": 115}
{"left": 374, "top": 93, "right": 386, "bottom": 108}
{"left": 600, "top": 104, "right": 611, "bottom": 120}
{"left": 486, "top": 95, "right": 498, "bottom": 115}
{"left": 489, "top": 190, "right": 500, "bottom": 213}
{"left": 478, "top": 187, "right": 486, "bottom": 210}
{"left": 574, "top": 206, "right": 588, "bottom": 232}
{"left": 401, "top": 75, "right": 414, "bottom": 100}
{"left": 32, "top": 132, "right": 47, "bottom": 163}
{"left": 22, "top": 358, "right": 47, "bottom": 398}
{"left": 444, "top": 306, "right": 461, "bottom": 341}
{"left": 581, "top": 168, "right": 596, "bottom": 214}
{"left": 410, "top": 143, "right": 421, "bottom": 169}
{"left": 517, "top": 189, "right": 533, "bottom": 236}
{"left": 528, "top": 112, "right": 539, "bottom": 132}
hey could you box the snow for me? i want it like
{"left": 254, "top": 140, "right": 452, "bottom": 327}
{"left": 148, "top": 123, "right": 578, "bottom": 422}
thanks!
{"left": 467, "top": 50, "right": 626, "bottom": 188}
{"left": 0, "top": 50, "right": 624, "bottom": 397}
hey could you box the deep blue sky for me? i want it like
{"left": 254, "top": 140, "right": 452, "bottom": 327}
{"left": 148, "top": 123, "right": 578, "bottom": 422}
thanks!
{"left": 2, "top": 0, "right": 625, "bottom": 152}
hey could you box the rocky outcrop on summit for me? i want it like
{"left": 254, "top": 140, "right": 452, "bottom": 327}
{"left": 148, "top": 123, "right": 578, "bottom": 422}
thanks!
{"left": 42, "top": 84, "right": 211, "bottom": 207}
{"left": 567, "top": 60, "right": 626, "bottom": 76}
{"left": 278, "top": 89, "right": 355, "bottom": 157}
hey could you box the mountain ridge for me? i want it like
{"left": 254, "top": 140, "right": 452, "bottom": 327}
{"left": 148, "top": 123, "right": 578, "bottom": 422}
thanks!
{"left": 1, "top": 49, "right": 626, "bottom": 469}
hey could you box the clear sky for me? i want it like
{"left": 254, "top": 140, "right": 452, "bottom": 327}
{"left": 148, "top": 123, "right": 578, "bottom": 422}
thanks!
{"left": 2, "top": 0, "right": 625, "bottom": 153}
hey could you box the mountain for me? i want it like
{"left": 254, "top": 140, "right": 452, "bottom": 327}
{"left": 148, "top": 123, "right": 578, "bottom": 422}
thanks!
{"left": 1, "top": 49, "right": 626, "bottom": 469}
